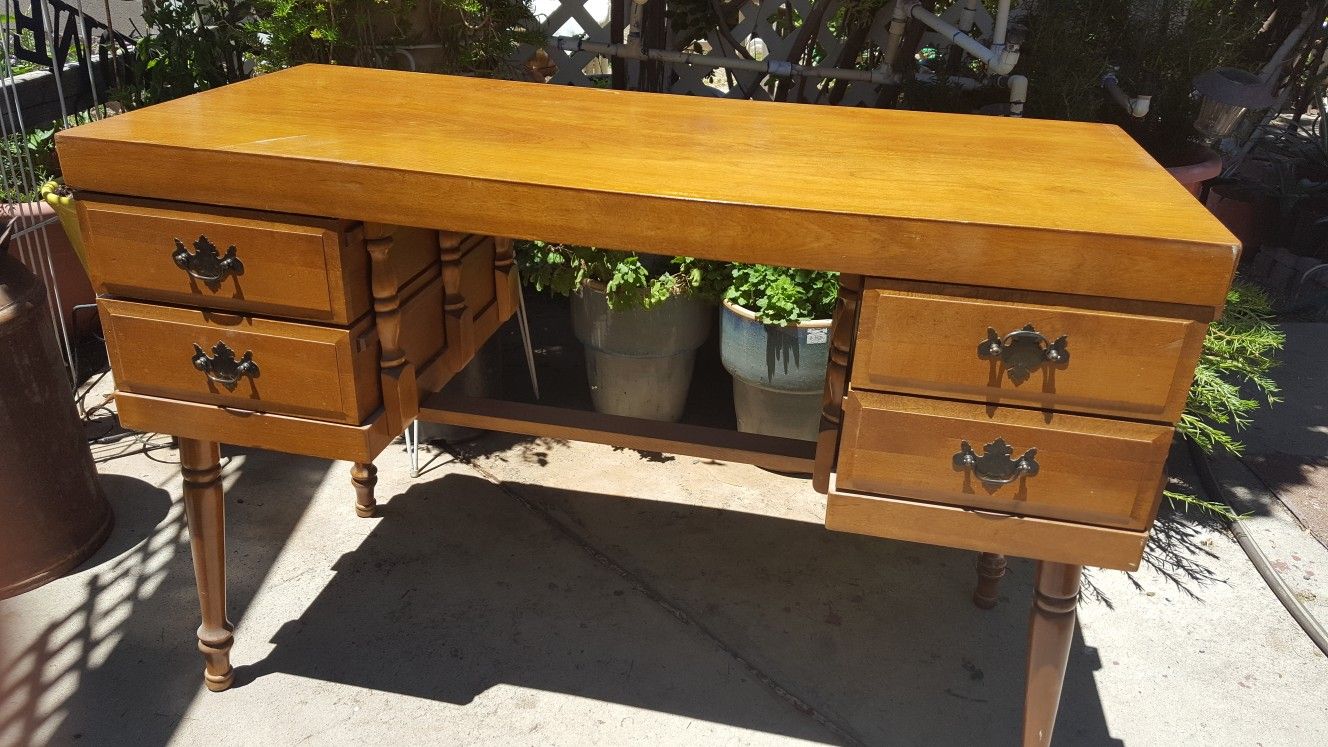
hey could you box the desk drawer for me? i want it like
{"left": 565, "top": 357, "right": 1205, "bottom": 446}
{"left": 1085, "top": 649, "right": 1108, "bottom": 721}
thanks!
{"left": 835, "top": 391, "right": 1171, "bottom": 530}
{"left": 101, "top": 298, "right": 380, "bottom": 424}
{"left": 851, "top": 286, "right": 1206, "bottom": 421}
{"left": 81, "top": 197, "right": 368, "bottom": 323}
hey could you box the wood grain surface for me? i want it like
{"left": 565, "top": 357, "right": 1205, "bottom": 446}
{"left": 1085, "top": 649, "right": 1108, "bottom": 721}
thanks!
{"left": 56, "top": 64, "right": 1239, "bottom": 309}
{"left": 115, "top": 392, "right": 393, "bottom": 463}
{"left": 824, "top": 483, "right": 1147, "bottom": 570}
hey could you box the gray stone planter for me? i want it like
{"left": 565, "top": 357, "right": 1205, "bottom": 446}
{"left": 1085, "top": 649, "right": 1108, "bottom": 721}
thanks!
{"left": 719, "top": 300, "right": 831, "bottom": 441}
{"left": 571, "top": 280, "right": 711, "bottom": 422}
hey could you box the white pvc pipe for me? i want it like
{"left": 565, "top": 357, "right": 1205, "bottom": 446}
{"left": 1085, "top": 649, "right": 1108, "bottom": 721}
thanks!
{"left": 1102, "top": 73, "right": 1151, "bottom": 117}
{"left": 555, "top": 37, "right": 895, "bottom": 84}
{"left": 910, "top": 5, "right": 997, "bottom": 66}
{"left": 908, "top": 3, "right": 1020, "bottom": 75}
{"left": 1006, "top": 74, "right": 1027, "bottom": 117}
{"left": 993, "top": 0, "right": 1011, "bottom": 47}
{"left": 958, "top": 0, "right": 978, "bottom": 34}
{"left": 881, "top": 1, "right": 910, "bottom": 72}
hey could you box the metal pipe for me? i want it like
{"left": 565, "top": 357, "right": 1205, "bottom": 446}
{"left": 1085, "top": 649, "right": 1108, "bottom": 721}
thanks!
{"left": 1260, "top": 7, "right": 1315, "bottom": 83}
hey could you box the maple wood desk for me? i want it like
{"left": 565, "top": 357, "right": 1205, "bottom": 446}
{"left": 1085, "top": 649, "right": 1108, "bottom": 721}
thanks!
{"left": 56, "top": 64, "right": 1238, "bottom": 746}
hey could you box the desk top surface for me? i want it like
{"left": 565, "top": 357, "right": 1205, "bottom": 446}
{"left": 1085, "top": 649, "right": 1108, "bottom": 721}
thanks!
{"left": 58, "top": 64, "right": 1238, "bottom": 309}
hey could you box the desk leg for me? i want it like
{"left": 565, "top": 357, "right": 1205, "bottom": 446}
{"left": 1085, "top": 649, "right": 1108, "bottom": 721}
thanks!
{"left": 352, "top": 461, "right": 378, "bottom": 518}
{"left": 1023, "top": 561, "right": 1081, "bottom": 747}
{"left": 180, "top": 438, "right": 234, "bottom": 692}
{"left": 973, "top": 552, "right": 1007, "bottom": 609}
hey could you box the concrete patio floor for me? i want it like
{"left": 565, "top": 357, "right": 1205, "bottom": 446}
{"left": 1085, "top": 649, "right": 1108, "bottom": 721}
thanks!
{"left": 3, "top": 407, "right": 1328, "bottom": 745}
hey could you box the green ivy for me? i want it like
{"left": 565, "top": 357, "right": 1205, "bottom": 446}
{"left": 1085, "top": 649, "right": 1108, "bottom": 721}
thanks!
{"left": 516, "top": 241, "right": 725, "bottom": 310}
{"left": 724, "top": 264, "right": 838, "bottom": 326}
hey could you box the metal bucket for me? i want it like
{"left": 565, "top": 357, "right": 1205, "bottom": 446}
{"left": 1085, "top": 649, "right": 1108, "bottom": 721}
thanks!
{"left": 719, "top": 300, "right": 831, "bottom": 441}
{"left": 0, "top": 218, "right": 111, "bottom": 599}
{"left": 571, "top": 281, "right": 711, "bottom": 422}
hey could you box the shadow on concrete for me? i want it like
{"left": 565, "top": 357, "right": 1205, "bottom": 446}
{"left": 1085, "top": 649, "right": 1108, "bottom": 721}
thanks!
{"left": 0, "top": 448, "right": 330, "bottom": 746}
{"left": 241, "top": 472, "right": 1120, "bottom": 746}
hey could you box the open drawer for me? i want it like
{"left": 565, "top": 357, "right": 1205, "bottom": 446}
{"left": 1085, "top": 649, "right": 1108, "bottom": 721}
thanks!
{"left": 835, "top": 391, "right": 1172, "bottom": 530}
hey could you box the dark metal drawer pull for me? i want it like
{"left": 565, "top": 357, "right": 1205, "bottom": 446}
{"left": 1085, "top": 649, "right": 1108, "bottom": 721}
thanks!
{"left": 173, "top": 235, "right": 242, "bottom": 287}
{"left": 977, "top": 324, "right": 1068, "bottom": 383}
{"left": 953, "top": 438, "right": 1039, "bottom": 486}
{"left": 192, "top": 341, "right": 258, "bottom": 390}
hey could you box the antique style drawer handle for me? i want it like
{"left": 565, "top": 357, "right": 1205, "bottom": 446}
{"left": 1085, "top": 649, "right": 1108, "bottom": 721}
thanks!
{"left": 977, "top": 324, "right": 1069, "bottom": 383}
{"left": 191, "top": 342, "right": 259, "bottom": 390}
{"left": 953, "top": 438, "right": 1039, "bottom": 486}
{"left": 173, "top": 235, "right": 243, "bottom": 286}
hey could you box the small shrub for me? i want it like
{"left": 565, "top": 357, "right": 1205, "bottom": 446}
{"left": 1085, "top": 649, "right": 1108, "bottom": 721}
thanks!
{"left": 516, "top": 241, "right": 724, "bottom": 310}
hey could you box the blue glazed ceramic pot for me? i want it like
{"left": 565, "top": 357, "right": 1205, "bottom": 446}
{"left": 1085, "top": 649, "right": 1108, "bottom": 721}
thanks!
{"left": 719, "top": 300, "right": 831, "bottom": 441}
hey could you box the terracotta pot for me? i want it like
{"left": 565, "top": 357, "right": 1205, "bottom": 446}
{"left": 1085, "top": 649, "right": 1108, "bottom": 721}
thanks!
{"left": 9, "top": 200, "right": 97, "bottom": 338}
{"left": 1162, "top": 143, "right": 1223, "bottom": 198}
{"left": 1205, "top": 184, "right": 1274, "bottom": 255}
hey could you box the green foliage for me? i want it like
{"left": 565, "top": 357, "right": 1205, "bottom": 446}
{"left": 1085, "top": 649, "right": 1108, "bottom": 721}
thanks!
{"left": 245, "top": 0, "right": 346, "bottom": 69}
{"left": 122, "top": 1, "right": 254, "bottom": 107}
{"left": 516, "top": 242, "right": 725, "bottom": 310}
{"left": 1180, "top": 281, "right": 1284, "bottom": 455}
{"left": 1018, "top": 1, "right": 1273, "bottom": 154}
{"left": 247, "top": 0, "right": 542, "bottom": 77}
{"left": 0, "top": 112, "right": 93, "bottom": 202}
{"left": 724, "top": 264, "right": 838, "bottom": 326}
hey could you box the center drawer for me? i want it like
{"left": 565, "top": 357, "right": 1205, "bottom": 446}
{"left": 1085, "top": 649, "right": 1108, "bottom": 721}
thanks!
{"left": 851, "top": 285, "right": 1206, "bottom": 421}
{"left": 835, "top": 391, "right": 1172, "bottom": 530}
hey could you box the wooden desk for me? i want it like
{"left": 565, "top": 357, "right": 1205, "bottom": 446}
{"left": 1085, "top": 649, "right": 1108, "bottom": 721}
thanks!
{"left": 56, "top": 64, "right": 1238, "bottom": 745}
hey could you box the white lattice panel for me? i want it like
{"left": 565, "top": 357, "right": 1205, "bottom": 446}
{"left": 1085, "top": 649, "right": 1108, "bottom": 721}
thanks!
{"left": 518, "top": 0, "right": 994, "bottom": 104}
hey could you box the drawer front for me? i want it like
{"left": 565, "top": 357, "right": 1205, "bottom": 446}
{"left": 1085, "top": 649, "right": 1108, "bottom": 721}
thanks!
{"left": 100, "top": 298, "right": 379, "bottom": 424}
{"left": 81, "top": 197, "right": 368, "bottom": 323}
{"left": 836, "top": 391, "right": 1172, "bottom": 530}
{"left": 851, "top": 287, "right": 1206, "bottom": 421}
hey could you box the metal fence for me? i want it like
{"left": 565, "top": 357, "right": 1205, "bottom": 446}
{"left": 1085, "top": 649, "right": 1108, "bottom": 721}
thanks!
{"left": 2, "top": 0, "right": 127, "bottom": 377}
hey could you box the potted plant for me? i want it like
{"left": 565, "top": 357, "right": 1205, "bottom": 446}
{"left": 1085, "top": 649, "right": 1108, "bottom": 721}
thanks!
{"left": 1, "top": 121, "right": 97, "bottom": 337}
{"left": 518, "top": 242, "right": 721, "bottom": 421}
{"left": 720, "top": 264, "right": 838, "bottom": 441}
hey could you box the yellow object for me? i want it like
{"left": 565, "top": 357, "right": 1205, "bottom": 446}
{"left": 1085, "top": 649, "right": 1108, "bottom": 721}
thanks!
{"left": 39, "top": 179, "right": 86, "bottom": 271}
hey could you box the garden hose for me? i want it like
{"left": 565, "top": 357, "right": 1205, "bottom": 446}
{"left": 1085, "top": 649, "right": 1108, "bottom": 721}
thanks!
{"left": 1186, "top": 437, "right": 1328, "bottom": 657}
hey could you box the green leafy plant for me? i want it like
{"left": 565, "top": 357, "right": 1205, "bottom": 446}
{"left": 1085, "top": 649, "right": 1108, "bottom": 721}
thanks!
{"left": 120, "top": 0, "right": 254, "bottom": 107}
{"left": 247, "top": 0, "right": 542, "bottom": 76}
{"left": 724, "top": 264, "right": 838, "bottom": 326}
{"left": 516, "top": 241, "right": 724, "bottom": 310}
{"left": 1167, "top": 280, "right": 1284, "bottom": 520}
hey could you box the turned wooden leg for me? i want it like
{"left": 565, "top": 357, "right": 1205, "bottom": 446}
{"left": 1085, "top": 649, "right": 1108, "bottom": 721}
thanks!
{"left": 351, "top": 462, "right": 378, "bottom": 517}
{"left": 1023, "top": 561, "right": 1082, "bottom": 747}
{"left": 973, "top": 552, "right": 1008, "bottom": 609}
{"left": 179, "top": 438, "right": 234, "bottom": 692}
